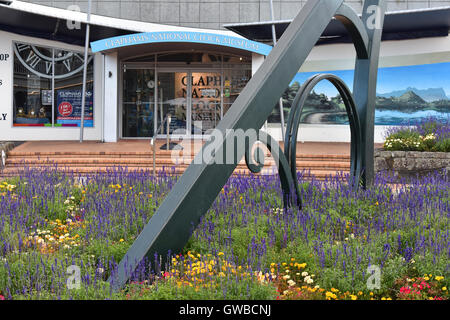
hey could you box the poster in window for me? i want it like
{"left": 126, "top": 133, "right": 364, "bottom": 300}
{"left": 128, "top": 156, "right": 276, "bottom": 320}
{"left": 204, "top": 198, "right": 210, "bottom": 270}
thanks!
{"left": 56, "top": 90, "right": 94, "bottom": 127}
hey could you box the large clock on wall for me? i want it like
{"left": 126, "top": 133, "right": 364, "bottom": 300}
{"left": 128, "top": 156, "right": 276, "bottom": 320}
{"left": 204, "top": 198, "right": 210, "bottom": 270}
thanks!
{"left": 13, "top": 42, "right": 93, "bottom": 80}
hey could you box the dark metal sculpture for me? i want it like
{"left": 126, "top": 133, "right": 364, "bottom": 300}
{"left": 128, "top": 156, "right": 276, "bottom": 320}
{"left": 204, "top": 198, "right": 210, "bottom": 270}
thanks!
{"left": 110, "top": 0, "right": 386, "bottom": 290}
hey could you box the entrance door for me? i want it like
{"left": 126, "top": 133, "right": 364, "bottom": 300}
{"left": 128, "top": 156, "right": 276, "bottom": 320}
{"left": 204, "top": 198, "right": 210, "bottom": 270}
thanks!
{"left": 122, "top": 69, "right": 225, "bottom": 138}
{"left": 122, "top": 68, "right": 155, "bottom": 138}
{"left": 157, "top": 71, "right": 188, "bottom": 136}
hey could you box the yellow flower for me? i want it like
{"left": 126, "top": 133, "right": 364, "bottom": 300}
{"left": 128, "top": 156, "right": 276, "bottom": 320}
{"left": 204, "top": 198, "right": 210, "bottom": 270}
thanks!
{"left": 442, "top": 287, "right": 447, "bottom": 291}
{"left": 435, "top": 276, "right": 444, "bottom": 281}
{"left": 119, "top": 239, "right": 124, "bottom": 242}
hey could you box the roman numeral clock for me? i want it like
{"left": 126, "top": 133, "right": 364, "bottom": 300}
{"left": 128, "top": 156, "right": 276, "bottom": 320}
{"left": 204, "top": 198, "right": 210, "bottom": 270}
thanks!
{"left": 13, "top": 43, "right": 92, "bottom": 79}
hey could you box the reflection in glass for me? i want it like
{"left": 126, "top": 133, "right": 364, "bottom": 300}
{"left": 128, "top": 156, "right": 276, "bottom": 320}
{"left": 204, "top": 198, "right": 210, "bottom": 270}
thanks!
{"left": 158, "top": 72, "right": 187, "bottom": 135}
{"left": 13, "top": 52, "right": 52, "bottom": 126}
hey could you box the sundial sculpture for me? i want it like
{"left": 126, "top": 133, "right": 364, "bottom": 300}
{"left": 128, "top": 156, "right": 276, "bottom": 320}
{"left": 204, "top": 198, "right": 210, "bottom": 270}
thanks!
{"left": 110, "top": 0, "right": 386, "bottom": 290}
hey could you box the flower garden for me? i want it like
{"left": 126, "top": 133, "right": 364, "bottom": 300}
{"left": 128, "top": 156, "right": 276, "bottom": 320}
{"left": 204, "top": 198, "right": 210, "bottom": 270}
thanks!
{"left": 0, "top": 166, "right": 448, "bottom": 300}
{"left": 383, "top": 117, "right": 450, "bottom": 152}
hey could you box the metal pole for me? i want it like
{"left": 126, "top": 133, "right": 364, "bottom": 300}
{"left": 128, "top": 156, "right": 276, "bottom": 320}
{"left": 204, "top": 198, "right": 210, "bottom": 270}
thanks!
{"left": 153, "top": 61, "right": 158, "bottom": 178}
{"left": 269, "top": 0, "right": 286, "bottom": 139}
{"left": 51, "top": 48, "right": 55, "bottom": 128}
{"left": 80, "top": 0, "right": 92, "bottom": 143}
{"left": 166, "top": 114, "right": 171, "bottom": 150}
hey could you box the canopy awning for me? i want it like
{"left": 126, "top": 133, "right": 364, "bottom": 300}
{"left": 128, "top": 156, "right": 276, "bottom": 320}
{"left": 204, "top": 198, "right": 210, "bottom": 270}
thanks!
{"left": 224, "top": 6, "right": 450, "bottom": 45}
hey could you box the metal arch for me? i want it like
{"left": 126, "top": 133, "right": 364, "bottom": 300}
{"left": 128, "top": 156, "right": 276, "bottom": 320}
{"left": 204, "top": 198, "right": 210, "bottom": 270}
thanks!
{"left": 334, "top": 4, "right": 370, "bottom": 59}
{"left": 284, "top": 74, "right": 363, "bottom": 194}
{"left": 109, "top": 0, "right": 386, "bottom": 291}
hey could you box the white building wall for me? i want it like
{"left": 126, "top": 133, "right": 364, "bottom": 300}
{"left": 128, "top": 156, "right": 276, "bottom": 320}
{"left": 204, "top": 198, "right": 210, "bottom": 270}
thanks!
{"left": 0, "top": 30, "right": 104, "bottom": 141}
{"left": 103, "top": 52, "right": 119, "bottom": 142}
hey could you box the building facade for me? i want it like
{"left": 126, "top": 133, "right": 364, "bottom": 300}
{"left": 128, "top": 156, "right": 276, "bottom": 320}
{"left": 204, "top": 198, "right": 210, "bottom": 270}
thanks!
{"left": 24, "top": 0, "right": 450, "bottom": 30}
{"left": 0, "top": 1, "right": 449, "bottom": 143}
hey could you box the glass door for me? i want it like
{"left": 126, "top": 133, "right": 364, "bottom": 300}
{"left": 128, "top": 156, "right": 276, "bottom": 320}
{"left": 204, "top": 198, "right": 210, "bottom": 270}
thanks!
{"left": 190, "top": 71, "right": 222, "bottom": 136}
{"left": 122, "top": 68, "right": 155, "bottom": 137}
{"left": 157, "top": 71, "right": 188, "bottom": 136}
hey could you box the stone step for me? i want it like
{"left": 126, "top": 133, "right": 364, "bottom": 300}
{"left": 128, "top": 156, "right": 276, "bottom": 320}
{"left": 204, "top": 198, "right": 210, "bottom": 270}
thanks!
{"left": 5, "top": 157, "right": 350, "bottom": 169}
{"left": 7, "top": 151, "right": 351, "bottom": 161}
{"left": 0, "top": 166, "right": 348, "bottom": 179}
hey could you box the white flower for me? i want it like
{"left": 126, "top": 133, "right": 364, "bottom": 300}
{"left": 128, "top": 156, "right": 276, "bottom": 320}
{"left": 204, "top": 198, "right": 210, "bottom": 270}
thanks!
{"left": 307, "top": 278, "right": 314, "bottom": 284}
{"left": 301, "top": 271, "right": 308, "bottom": 277}
{"left": 96, "top": 268, "right": 104, "bottom": 274}
{"left": 287, "top": 280, "right": 296, "bottom": 287}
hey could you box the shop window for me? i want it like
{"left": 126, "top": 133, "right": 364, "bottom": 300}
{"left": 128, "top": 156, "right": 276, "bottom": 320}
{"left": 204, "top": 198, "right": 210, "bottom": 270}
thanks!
{"left": 13, "top": 42, "right": 94, "bottom": 127}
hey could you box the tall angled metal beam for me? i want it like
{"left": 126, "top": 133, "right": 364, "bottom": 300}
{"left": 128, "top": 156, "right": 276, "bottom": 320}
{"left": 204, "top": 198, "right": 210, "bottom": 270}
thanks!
{"left": 353, "top": 0, "right": 386, "bottom": 187}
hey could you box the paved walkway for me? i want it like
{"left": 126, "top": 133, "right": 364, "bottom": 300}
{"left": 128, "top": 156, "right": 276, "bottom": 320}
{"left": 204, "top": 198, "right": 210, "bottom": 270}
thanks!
{"left": 9, "top": 140, "right": 383, "bottom": 155}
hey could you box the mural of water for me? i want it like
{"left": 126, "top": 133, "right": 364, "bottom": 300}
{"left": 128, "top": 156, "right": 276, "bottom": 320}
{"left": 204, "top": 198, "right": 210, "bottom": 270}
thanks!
{"left": 375, "top": 110, "right": 450, "bottom": 126}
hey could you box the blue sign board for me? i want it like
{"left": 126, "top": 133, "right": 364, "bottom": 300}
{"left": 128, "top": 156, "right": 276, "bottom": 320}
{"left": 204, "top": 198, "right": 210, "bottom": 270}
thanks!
{"left": 56, "top": 90, "right": 94, "bottom": 127}
{"left": 90, "top": 31, "right": 272, "bottom": 56}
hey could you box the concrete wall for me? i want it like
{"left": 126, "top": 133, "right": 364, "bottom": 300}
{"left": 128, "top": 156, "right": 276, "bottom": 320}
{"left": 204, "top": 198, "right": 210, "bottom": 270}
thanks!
{"left": 25, "top": 1, "right": 450, "bottom": 30}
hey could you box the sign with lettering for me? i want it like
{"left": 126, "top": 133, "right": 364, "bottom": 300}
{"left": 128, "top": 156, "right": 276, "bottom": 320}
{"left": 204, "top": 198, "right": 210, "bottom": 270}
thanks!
{"left": 90, "top": 31, "right": 272, "bottom": 56}
{"left": 0, "top": 113, "right": 7, "bottom": 121}
{"left": 56, "top": 90, "right": 94, "bottom": 127}
{"left": 0, "top": 53, "right": 9, "bottom": 61}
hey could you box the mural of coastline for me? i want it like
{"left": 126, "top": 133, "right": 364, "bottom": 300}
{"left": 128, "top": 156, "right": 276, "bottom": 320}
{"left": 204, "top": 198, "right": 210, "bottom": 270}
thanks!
{"left": 270, "top": 62, "right": 450, "bottom": 126}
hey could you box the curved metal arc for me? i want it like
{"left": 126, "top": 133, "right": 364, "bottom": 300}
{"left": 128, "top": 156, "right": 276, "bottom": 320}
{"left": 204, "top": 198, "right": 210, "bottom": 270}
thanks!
{"left": 334, "top": 3, "right": 370, "bottom": 59}
{"left": 284, "top": 73, "right": 363, "bottom": 188}
{"left": 245, "top": 131, "right": 301, "bottom": 208}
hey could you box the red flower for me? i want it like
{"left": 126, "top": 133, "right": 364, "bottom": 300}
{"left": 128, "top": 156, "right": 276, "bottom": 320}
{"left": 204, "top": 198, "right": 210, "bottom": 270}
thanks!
{"left": 0, "top": 295, "right": 4, "bottom": 300}
{"left": 400, "top": 286, "right": 411, "bottom": 294}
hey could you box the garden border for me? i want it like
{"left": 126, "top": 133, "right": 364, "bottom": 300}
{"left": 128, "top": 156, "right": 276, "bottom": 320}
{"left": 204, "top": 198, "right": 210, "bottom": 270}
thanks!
{"left": 374, "top": 149, "right": 450, "bottom": 181}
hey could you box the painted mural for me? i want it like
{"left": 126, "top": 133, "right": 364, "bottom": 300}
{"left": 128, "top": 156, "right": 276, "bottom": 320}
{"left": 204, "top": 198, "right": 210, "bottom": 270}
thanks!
{"left": 269, "top": 62, "right": 450, "bottom": 126}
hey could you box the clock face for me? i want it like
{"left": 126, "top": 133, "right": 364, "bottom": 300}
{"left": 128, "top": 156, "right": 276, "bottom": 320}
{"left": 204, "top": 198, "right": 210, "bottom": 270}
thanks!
{"left": 14, "top": 43, "right": 93, "bottom": 80}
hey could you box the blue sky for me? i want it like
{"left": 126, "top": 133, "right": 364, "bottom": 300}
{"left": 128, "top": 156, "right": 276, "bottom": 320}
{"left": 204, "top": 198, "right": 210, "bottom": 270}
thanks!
{"left": 291, "top": 62, "right": 450, "bottom": 98}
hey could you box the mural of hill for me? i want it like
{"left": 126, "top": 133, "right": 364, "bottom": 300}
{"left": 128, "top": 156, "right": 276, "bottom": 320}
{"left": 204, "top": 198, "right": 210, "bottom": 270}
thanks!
{"left": 376, "top": 90, "right": 450, "bottom": 113}
{"left": 377, "top": 87, "right": 449, "bottom": 102}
